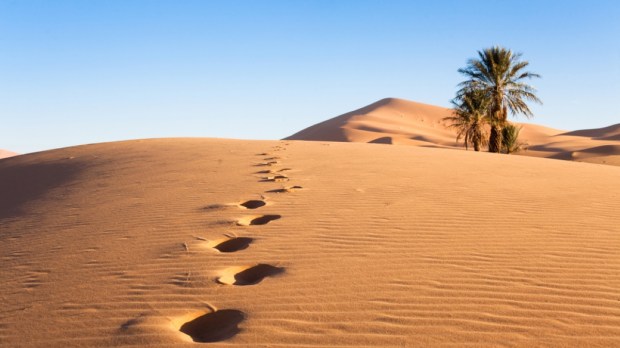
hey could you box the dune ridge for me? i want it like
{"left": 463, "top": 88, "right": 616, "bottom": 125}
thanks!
{"left": 562, "top": 123, "right": 620, "bottom": 140}
{"left": 1, "top": 138, "right": 619, "bottom": 346}
{"left": 286, "top": 98, "right": 457, "bottom": 147}
{"left": 0, "top": 149, "right": 18, "bottom": 159}
{"left": 286, "top": 98, "right": 620, "bottom": 166}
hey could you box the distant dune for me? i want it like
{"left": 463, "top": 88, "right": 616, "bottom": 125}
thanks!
{"left": 0, "top": 149, "right": 18, "bottom": 159}
{"left": 286, "top": 98, "right": 620, "bottom": 166}
{"left": 562, "top": 123, "right": 620, "bottom": 140}
{"left": 286, "top": 98, "right": 456, "bottom": 147}
{"left": 1, "top": 138, "right": 619, "bottom": 346}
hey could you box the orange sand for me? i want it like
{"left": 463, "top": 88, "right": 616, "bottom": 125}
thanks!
{"left": 287, "top": 98, "right": 620, "bottom": 166}
{"left": 0, "top": 150, "right": 17, "bottom": 159}
{"left": 1, "top": 138, "right": 619, "bottom": 346}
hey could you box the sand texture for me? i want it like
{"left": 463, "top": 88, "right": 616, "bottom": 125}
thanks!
{"left": 286, "top": 98, "right": 620, "bottom": 166}
{"left": 1, "top": 138, "right": 619, "bottom": 347}
{"left": 0, "top": 150, "right": 17, "bottom": 160}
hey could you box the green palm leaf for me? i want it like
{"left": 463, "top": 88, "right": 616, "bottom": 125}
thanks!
{"left": 455, "top": 46, "right": 542, "bottom": 153}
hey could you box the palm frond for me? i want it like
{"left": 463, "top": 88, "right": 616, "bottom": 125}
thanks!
{"left": 455, "top": 45, "right": 542, "bottom": 151}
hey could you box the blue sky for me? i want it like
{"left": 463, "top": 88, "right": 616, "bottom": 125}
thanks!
{"left": 1, "top": 0, "right": 619, "bottom": 153}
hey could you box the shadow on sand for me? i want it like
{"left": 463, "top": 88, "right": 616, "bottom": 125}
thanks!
{"left": 0, "top": 159, "right": 84, "bottom": 220}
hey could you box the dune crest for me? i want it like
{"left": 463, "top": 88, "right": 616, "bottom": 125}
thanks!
{"left": 561, "top": 123, "right": 620, "bottom": 140}
{"left": 0, "top": 149, "right": 18, "bottom": 159}
{"left": 286, "top": 98, "right": 457, "bottom": 147}
{"left": 286, "top": 98, "right": 620, "bottom": 166}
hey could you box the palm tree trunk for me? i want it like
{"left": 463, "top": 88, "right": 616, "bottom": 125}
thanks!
{"left": 474, "top": 142, "right": 480, "bottom": 152}
{"left": 488, "top": 98, "right": 504, "bottom": 153}
{"left": 489, "top": 125, "right": 502, "bottom": 153}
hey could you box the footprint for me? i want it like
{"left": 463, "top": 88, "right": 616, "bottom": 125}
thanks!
{"left": 217, "top": 264, "right": 285, "bottom": 286}
{"left": 177, "top": 309, "right": 245, "bottom": 343}
{"left": 209, "top": 237, "right": 253, "bottom": 253}
{"left": 254, "top": 161, "right": 278, "bottom": 167}
{"left": 266, "top": 186, "right": 303, "bottom": 193}
{"left": 263, "top": 156, "right": 280, "bottom": 161}
{"left": 201, "top": 200, "right": 266, "bottom": 211}
{"left": 237, "top": 215, "right": 281, "bottom": 226}
{"left": 261, "top": 175, "right": 289, "bottom": 182}
{"left": 239, "top": 200, "right": 266, "bottom": 209}
{"left": 255, "top": 169, "right": 290, "bottom": 175}
{"left": 202, "top": 204, "right": 227, "bottom": 210}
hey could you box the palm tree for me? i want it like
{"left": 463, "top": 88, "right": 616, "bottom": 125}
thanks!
{"left": 457, "top": 46, "right": 542, "bottom": 153}
{"left": 444, "top": 89, "right": 490, "bottom": 152}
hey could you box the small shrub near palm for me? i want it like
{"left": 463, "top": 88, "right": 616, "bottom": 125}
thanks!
{"left": 501, "top": 123, "right": 527, "bottom": 154}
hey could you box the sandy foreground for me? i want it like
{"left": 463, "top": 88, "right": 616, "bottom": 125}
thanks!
{"left": 1, "top": 138, "right": 619, "bottom": 347}
{"left": 286, "top": 98, "right": 620, "bottom": 167}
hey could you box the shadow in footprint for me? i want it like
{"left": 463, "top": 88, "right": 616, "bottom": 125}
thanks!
{"left": 213, "top": 237, "right": 253, "bottom": 253}
{"left": 266, "top": 186, "right": 303, "bottom": 193}
{"left": 260, "top": 175, "right": 289, "bottom": 182}
{"left": 237, "top": 215, "right": 281, "bottom": 226}
{"left": 179, "top": 310, "right": 245, "bottom": 343}
{"left": 218, "top": 264, "right": 285, "bottom": 286}
{"left": 254, "top": 169, "right": 274, "bottom": 174}
{"left": 239, "top": 200, "right": 266, "bottom": 209}
{"left": 254, "top": 161, "right": 278, "bottom": 167}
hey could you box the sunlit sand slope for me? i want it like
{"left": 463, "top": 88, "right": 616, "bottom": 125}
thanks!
{"left": 287, "top": 98, "right": 620, "bottom": 166}
{"left": 286, "top": 98, "right": 456, "bottom": 147}
{"left": 0, "top": 150, "right": 17, "bottom": 159}
{"left": 1, "top": 138, "right": 619, "bottom": 347}
{"left": 526, "top": 124, "right": 620, "bottom": 166}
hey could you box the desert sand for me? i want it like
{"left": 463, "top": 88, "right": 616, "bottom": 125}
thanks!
{"left": 1, "top": 138, "right": 619, "bottom": 347}
{"left": 0, "top": 150, "right": 17, "bottom": 160}
{"left": 286, "top": 98, "right": 620, "bottom": 166}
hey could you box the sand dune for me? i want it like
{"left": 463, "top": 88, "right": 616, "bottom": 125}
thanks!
{"left": 287, "top": 98, "right": 620, "bottom": 166}
{"left": 562, "top": 123, "right": 620, "bottom": 140}
{"left": 0, "top": 149, "right": 18, "bottom": 159}
{"left": 286, "top": 98, "right": 457, "bottom": 147}
{"left": 1, "top": 138, "right": 619, "bottom": 346}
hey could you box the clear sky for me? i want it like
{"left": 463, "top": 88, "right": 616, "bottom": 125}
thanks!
{"left": 1, "top": 0, "right": 619, "bottom": 153}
